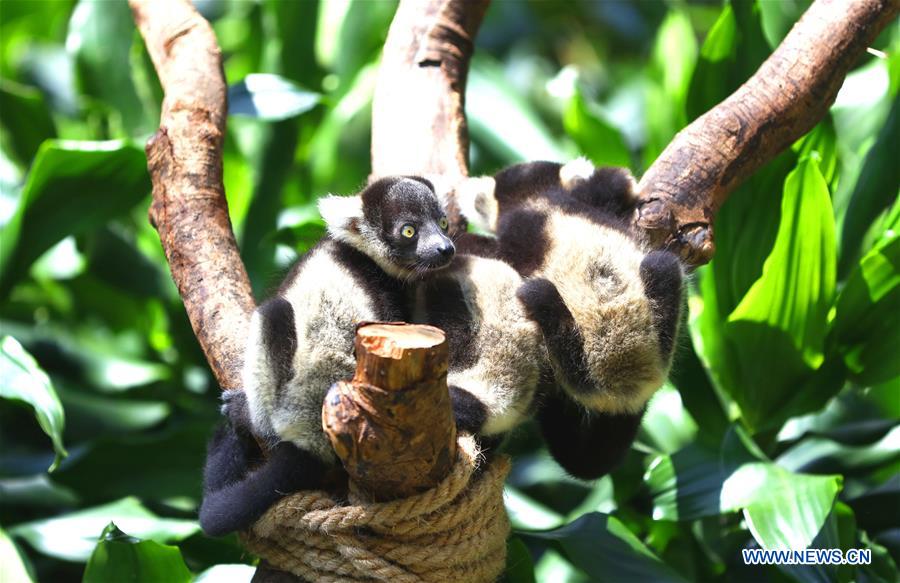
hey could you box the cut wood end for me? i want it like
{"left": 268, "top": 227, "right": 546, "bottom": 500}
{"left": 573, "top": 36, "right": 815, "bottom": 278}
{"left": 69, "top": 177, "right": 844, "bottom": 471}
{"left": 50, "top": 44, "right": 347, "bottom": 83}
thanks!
{"left": 358, "top": 323, "right": 446, "bottom": 356}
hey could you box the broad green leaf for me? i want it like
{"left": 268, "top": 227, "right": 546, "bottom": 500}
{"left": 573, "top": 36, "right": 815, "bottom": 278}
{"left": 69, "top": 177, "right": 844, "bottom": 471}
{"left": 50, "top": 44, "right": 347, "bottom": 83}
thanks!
{"left": 644, "top": 9, "right": 696, "bottom": 166}
{"left": 0, "top": 80, "right": 56, "bottom": 166}
{"left": 793, "top": 117, "right": 839, "bottom": 189}
{"left": 0, "top": 140, "right": 150, "bottom": 295}
{"left": 524, "top": 513, "right": 687, "bottom": 582}
{"left": 506, "top": 486, "right": 565, "bottom": 531}
{"left": 847, "top": 476, "right": 900, "bottom": 533}
{"left": 505, "top": 537, "right": 537, "bottom": 583}
{"left": 0, "top": 336, "right": 66, "bottom": 471}
{"left": 777, "top": 426, "right": 900, "bottom": 476}
{"left": 668, "top": 334, "right": 729, "bottom": 446}
{"left": 0, "top": 526, "right": 33, "bottom": 583}
{"left": 563, "top": 87, "right": 631, "bottom": 169}
{"left": 67, "top": 0, "right": 148, "bottom": 135}
{"left": 9, "top": 496, "right": 199, "bottom": 562}
{"left": 758, "top": 0, "right": 809, "bottom": 48}
{"left": 838, "top": 97, "right": 899, "bottom": 274}
{"left": 0, "top": 474, "right": 78, "bottom": 508}
{"left": 195, "top": 564, "right": 257, "bottom": 583}
{"left": 639, "top": 385, "right": 698, "bottom": 455}
{"left": 725, "top": 158, "right": 837, "bottom": 429}
{"left": 228, "top": 74, "right": 320, "bottom": 121}
{"left": 730, "top": 158, "right": 836, "bottom": 367}
{"left": 721, "top": 463, "right": 842, "bottom": 551}
{"left": 82, "top": 523, "right": 191, "bottom": 583}
{"left": 831, "top": 235, "right": 900, "bottom": 385}
{"left": 533, "top": 548, "right": 590, "bottom": 583}
{"left": 686, "top": 1, "right": 769, "bottom": 122}
{"left": 469, "top": 57, "right": 570, "bottom": 164}
{"left": 645, "top": 427, "right": 760, "bottom": 521}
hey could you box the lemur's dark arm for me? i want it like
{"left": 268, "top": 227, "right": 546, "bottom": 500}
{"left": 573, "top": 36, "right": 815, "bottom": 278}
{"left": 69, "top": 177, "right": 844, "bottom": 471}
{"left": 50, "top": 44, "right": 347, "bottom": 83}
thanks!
{"left": 516, "top": 278, "right": 596, "bottom": 395}
{"left": 199, "top": 391, "right": 326, "bottom": 536}
{"left": 537, "top": 390, "right": 643, "bottom": 480}
{"left": 199, "top": 428, "right": 327, "bottom": 536}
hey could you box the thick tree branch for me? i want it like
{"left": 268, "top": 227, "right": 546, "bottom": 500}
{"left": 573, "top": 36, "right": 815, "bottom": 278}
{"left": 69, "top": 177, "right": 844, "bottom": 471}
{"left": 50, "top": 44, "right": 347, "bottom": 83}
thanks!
{"left": 637, "top": 0, "right": 899, "bottom": 266}
{"left": 130, "top": 0, "right": 254, "bottom": 391}
{"left": 372, "top": 0, "right": 490, "bottom": 230}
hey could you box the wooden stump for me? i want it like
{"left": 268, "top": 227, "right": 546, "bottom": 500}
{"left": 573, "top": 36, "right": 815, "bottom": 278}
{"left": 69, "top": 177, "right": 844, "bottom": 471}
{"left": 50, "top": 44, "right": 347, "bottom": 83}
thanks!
{"left": 322, "top": 323, "right": 457, "bottom": 501}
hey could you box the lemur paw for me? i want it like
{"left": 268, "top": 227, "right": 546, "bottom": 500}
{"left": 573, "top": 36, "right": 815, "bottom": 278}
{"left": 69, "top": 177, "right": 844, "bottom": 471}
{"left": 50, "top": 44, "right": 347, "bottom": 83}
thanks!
{"left": 516, "top": 278, "right": 573, "bottom": 333}
{"left": 221, "top": 389, "right": 253, "bottom": 435}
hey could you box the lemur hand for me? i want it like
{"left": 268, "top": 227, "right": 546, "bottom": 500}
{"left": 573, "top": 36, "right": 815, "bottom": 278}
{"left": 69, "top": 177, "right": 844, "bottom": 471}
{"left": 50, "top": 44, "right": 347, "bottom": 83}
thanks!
{"left": 221, "top": 389, "right": 254, "bottom": 436}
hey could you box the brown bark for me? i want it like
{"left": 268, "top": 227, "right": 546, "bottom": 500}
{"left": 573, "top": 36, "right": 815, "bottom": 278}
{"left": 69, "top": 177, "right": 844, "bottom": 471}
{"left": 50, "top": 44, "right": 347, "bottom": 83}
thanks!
{"left": 129, "top": 0, "right": 254, "bottom": 390}
{"left": 322, "top": 324, "right": 457, "bottom": 502}
{"left": 636, "top": 0, "right": 899, "bottom": 266}
{"left": 372, "top": 0, "right": 491, "bottom": 231}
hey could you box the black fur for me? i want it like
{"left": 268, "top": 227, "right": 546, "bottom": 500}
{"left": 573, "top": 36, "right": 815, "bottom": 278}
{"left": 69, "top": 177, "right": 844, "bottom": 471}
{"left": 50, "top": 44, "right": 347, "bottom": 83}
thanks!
{"left": 331, "top": 241, "right": 409, "bottom": 321}
{"left": 199, "top": 425, "right": 326, "bottom": 536}
{"left": 454, "top": 233, "right": 500, "bottom": 258}
{"left": 537, "top": 390, "right": 642, "bottom": 480}
{"left": 418, "top": 263, "right": 479, "bottom": 370}
{"left": 639, "top": 250, "right": 683, "bottom": 358}
{"left": 257, "top": 297, "right": 297, "bottom": 393}
{"left": 449, "top": 385, "right": 489, "bottom": 435}
{"left": 516, "top": 278, "right": 594, "bottom": 396}
{"left": 497, "top": 208, "right": 549, "bottom": 277}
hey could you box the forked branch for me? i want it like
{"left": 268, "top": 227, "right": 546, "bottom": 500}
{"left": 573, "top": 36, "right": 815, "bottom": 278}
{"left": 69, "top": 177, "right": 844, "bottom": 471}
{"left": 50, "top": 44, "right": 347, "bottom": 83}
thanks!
{"left": 637, "top": 0, "right": 899, "bottom": 265}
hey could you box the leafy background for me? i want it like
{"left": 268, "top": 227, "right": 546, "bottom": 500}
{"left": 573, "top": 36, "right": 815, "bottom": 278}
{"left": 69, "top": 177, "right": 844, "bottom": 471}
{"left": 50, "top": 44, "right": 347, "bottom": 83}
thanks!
{"left": 1, "top": 1, "right": 897, "bottom": 581}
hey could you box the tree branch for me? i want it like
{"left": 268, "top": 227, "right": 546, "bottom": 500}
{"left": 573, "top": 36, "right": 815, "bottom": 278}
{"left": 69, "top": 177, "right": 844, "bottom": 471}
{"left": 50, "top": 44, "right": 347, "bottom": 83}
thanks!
{"left": 130, "top": 0, "right": 254, "bottom": 391}
{"left": 637, "top": 0, "right": 899, "bottom": 266}
{"left": 372, "top": 0, "right": 490, "bottom": 230}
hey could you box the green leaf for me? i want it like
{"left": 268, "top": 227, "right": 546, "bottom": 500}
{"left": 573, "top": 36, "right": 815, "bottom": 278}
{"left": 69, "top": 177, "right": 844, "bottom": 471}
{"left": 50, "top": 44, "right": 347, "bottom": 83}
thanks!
{"left": 0, "top": 336, "right": 66, "bottom": 471}
{"left": 686, "top": 2, "right": 769, "bottom": 122}
{"left": 563, "top": 87, "right": 631, "bottom": 169}
{"left": 506, "top": 486, "right": 565, "bottom": 531}
{"left": 228, "top": 74, "right": 320, "bottom": 121}
{"left": 830, "top": 234, "right": 900, "bottom": 385}
{"left": 0, "top": 474, "right": 79, "bottom": 508}
{"left": 725, "top": 158, "right": 837, "bottom": 429}
{"left": 0, "top": 140, "right": 150, "bottom": 295}
{"left": 524, "top": 513, "right": 687, "bottom": 582}
{"left": 9, "top": 497, "right": 199, "bottom": 562}
{"left": 645, "top": 427, "right": 760, "bottom": 521}
{"left": 195, "top": 564, "right": 256, "bottom": 583}
{"left": 505, "top": 537, "right": 536, "bottom": 583}
{"left": 777, "top": 426, "right": 900, "bottom": 476}
{"left": 721, "top": 463, "right": 842, "bottom": 551}
{"left": 82, "top": 523, "right": 191, "bottom": 583}
{"left": 0, "top": 80, "right": 56, "bottom": 166}
{"left": 639, "top": 385, "right": 698, "bottom": 455}
{"left": 0, "top": 526, "right": 33, "bottom": 583}
{"left": 67, "top": 0, "right": 148, "bottom": 135}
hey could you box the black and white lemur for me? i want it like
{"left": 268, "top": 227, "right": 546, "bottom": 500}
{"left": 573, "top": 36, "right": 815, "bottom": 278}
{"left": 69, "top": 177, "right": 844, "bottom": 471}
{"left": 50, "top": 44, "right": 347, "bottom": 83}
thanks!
{"left": 199, "top": 160, "right": 683, "bottom": 536}
{"left": 199, "top": 175, "right": 546, "bottom": 536}
{"left": 456, "top": 158, "right": 684, "bottom": 479}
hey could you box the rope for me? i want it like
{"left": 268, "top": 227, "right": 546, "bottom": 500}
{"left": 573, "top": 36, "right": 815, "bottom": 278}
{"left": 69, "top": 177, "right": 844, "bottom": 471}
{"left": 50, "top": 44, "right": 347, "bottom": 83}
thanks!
{"left": 240, "top": 435, "right": 511, "bottom": 583}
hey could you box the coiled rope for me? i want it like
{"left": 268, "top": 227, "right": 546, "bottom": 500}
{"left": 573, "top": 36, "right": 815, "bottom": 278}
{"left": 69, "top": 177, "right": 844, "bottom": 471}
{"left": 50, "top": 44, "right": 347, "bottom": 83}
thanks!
{"left": 240, "top": 436, "right": 511, "bottom": 583}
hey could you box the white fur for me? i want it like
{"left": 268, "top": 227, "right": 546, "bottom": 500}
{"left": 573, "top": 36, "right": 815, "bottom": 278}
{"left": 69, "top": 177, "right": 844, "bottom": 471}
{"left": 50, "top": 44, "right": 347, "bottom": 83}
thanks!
{"left": 243, "top": 242, "right": 382, "bottom": 462}
{"left": 559, "top": 157, "right": 596, "bottom": 190}
{"left": 455, "top": 176, "right": 498, "bottom": 233}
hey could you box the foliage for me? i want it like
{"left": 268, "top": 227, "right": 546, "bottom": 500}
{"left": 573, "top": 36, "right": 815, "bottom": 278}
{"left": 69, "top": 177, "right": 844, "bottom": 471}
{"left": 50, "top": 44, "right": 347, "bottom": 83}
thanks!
{"left": 0, "top": 1, "right": 897, "bottom": 581}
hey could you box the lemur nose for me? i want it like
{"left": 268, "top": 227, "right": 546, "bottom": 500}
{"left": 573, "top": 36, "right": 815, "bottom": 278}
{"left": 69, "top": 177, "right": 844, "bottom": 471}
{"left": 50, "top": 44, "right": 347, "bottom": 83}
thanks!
{"left": 438, "top": 242, "right": 455, "bottom": 258}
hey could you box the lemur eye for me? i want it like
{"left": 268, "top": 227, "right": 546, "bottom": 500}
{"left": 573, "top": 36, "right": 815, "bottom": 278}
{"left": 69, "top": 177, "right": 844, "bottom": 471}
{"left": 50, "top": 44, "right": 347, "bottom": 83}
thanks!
{"left": 438, "top": 217, "right": 449, "bottom": 231}
{"left": 401, "top": 224, "right": 417, "bottom": 238}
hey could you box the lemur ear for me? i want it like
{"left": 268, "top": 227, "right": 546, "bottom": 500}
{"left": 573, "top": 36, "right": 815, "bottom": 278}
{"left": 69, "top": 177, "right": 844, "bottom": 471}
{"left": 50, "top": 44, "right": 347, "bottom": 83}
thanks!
{"left": 318, "top": 195, "right": 364, "bottom": 238}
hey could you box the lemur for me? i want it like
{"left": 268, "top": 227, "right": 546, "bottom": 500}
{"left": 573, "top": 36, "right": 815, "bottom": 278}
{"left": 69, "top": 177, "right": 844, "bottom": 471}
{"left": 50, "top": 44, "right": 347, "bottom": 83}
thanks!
{"left": 199, "top": 176, "right": 547, "bottom": 536}
{"left": 456, "top": 159, "right": 684, "bottom": 479}
{"left": 199, "top": 176, "right": 455, "bottom": 536}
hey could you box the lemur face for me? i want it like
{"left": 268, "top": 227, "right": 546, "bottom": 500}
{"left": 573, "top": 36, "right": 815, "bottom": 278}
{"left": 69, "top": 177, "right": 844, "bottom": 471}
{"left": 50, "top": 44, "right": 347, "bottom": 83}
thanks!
{"left": 318, "top": 176, "right": 455, "bottom": 277}
{"left": 373, "top": 178, "right": 455, "bottom": 271}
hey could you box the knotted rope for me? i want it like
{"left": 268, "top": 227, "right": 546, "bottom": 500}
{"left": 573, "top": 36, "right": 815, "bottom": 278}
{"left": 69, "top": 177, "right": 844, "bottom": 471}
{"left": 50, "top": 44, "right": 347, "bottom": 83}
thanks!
{"left": 240, "top": 435, "right": 511, "bottom": 583}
